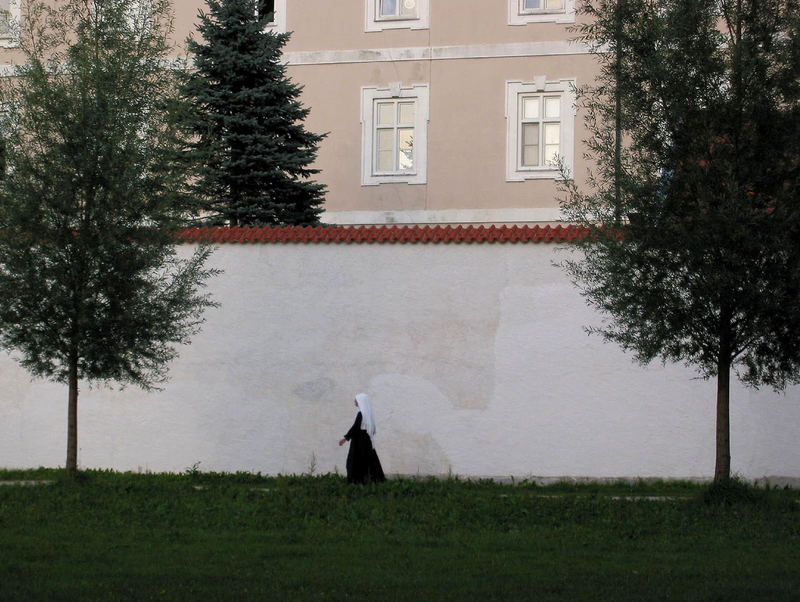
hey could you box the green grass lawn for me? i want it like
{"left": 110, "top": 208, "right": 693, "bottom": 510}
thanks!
{"left": 1, "top": 469, "right": 798, "bottom": 600}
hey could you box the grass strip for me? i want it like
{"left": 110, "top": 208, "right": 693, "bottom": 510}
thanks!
{"left": 0, "top": 470, "right": 797, "bottom": 600}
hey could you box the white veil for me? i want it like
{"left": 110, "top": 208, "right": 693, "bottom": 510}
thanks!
{"left": 354, "top": 393, "right": 376, "bottom": 439}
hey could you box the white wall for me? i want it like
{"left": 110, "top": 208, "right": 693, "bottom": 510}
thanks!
{"left": 1, "top": 242, "right": 798, "bottom": 481}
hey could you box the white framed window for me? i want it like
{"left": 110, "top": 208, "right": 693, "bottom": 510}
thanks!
{"left": 508, "top": 0, "right": 575, "bottom": 24}
{"left": 520, "top": 95, "right": 562, "bottom": 168}
{"left": 378, "top": 0, "right": 417, "bottom": 20}
{"left": 506, "top": 78, "right": 576, "bottom": 182}
{"left": 258, "top": 0, "right": 287, "bottom": 33}
{"left": 374, "top": 100, "right": 416, "bottom": 174}
{"left": 361, "top": 84, "right": 429, "bottom": 186}
{"left": 0, "top": 0, "right": 21, "bottom": 47}
{"left": 366, "top": 0, "right": 429, "bottom": 32}
{"left": 521, "top": 0, "right": 564, "bottom": 12}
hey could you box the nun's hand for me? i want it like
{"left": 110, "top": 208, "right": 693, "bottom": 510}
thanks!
{"left": 338, "top": 438, "right": 346, "bottom": 446}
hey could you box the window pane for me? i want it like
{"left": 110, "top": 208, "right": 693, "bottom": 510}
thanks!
{"left": 375, "top": 129, "right": 395, "bottom": 171}
{"left": 400, "top": 0, "right": 418, "bottom": 17}
{"left": 398, "top": 102, "right": 415, "bottom": 125}
{"left": 0, "top": 0, "right": 10, "bottom": 36}
{"left": 377, "top": 150, "right": 394, "bottom": 172}
{"left": 522, "top": 97, "right": 540, "bottom": 120}
{"left": 544, "top": 123, "right": 560, "bottom": 145}
{"left": 524, "top": 0, "right": 541, "bottom": 8}
{"left": 544, "top": 122, "right": 560, "bottom": 165}
{"left": 523, "top": 145, "right": 540, "bottom": 166}
{"left": 546, "top": 0, "right": 564, "bottom": 9}
{"left": 544, "top": 145, "right": 560, "bottom": 165}
{"left": 376, "top": 103, "right": 394, "bottom": 127}
{"left": 545, "top": 97, "right": 560, "bottom": 118}
{"left": 523, "top": 123, "right": 540, "bottom": 145}
{"left": 377, "top": 129, "right": 394, "bottom": 154}
{"left": 258, "top": 0, "right": 275, "bottom": 22}
{"left": 376, "top": 129, "right": 394, "bottom": 172}
{"left": 398, "top": 128, "right": 414, "bottom": 170}
{"left": 522, "top": 124, "right": 540, "bottom": 166}
{"left": 379, "top": 0, "right": 397, "bottom": 17}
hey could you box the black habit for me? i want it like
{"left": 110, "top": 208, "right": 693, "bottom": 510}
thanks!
{"left": 344, "top": 411, "right": 386, "bottom": 484}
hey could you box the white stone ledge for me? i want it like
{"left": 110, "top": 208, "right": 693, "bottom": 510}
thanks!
{"left": 1, "top": 41, "right": 592, "bottom": 74}
{"left": 285, "top": 41, "right": 591, "bottom": 66}
{"left": 320, "top": 207, "right": 564, "bottom": 225}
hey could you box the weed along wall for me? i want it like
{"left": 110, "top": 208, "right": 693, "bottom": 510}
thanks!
{"left": 1, "top": 225, "right": 799, "bottom": 481}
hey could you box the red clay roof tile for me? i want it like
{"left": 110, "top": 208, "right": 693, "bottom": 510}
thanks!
{"left": 175, "top": 224, "right": 587, "bottom": 245}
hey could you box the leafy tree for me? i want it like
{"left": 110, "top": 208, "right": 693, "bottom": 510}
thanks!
{"left": 181, "top": 0, "right": 326, "bottom": 226}
{"left": 561, "top": 0, "right": 800, "bottom": 483}
{"left": 0, "top": 0, "right": 217, "bottom": 476}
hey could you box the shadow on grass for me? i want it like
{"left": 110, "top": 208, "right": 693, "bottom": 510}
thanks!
{"left": 697, "top": 476, "right": 798, "bottom": 509}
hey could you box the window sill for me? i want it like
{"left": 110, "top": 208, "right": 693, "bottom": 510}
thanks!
{"left": 376, "top": 16, "right": 420, "bottom": 22}
{"left": 508, "top": 0, "right": 575, "bottom": 24}
{"left": 366, "top": 0, "right": 429, "bottom": 32}
{"left": 373, "top": 170, "right": 417, "bottom": 177}
{"left": 507, "top": 169, "right": 566, "bottom": 182}
{"left": 363, "top": 175, "right": 426, "bottom": 186}
{"left": 520, "top": 9, "right": 566, "bottom": 15}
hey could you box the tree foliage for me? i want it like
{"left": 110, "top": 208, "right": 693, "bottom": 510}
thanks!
{"left": 181, "top": 0, "right": 326, "bottom": 226}
{"left": 0, "top": 0, "right": 217, "bottom": 475}
{"left": 561, "top": 0, "right": 800, "bottom": 482}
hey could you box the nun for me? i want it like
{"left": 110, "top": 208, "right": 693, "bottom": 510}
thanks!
{"left": 338, "top": 393, "right": 386, "bottom": 484}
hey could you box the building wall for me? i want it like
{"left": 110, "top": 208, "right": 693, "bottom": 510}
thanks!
{"left": 1, "top": 237, "right": 798, "bottom": 481}
{"left": 295, "top": 53, "right": 597, "bottom": 222}
{"left": 274, "top": 0, "right": 598, "bottom": 224}
{"left": 0, "top": 1, "right": 599, "bottom": 224}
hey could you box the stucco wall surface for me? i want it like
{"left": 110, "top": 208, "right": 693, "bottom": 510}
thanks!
{"left": 1, "top": 242, "right": 798, "bottom": 480}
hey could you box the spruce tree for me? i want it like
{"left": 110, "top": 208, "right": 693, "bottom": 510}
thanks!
{"left": 561, "top": 0, "right": 800, "bottom": 483}
{"left": 182, "top": 0, "right": 326, "bottom": 226}
{"left": 0, "top": 0, "right": 216, "bottom": 476}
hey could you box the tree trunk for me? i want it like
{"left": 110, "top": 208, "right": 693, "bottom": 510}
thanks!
{"left": 714, "top": 356, "right": 731, "bottom": 484}
{"left": 613, "top": 0, "right": 623, "bottom": 225}
{"left": 65, "top": 354, "right": 79, "bottom": 477}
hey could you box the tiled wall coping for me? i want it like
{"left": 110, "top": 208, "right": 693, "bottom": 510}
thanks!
{"left": 176, "top": 224, "right": 587, "bottom": 244}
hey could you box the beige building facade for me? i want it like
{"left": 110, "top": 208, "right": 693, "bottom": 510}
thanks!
{"left": 0, "top": 0, "right": 599, "bottom": 224}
